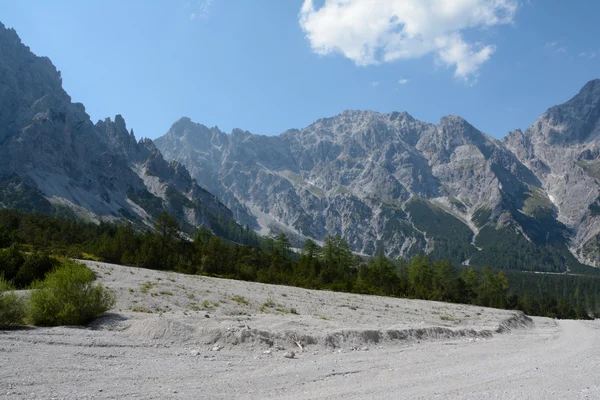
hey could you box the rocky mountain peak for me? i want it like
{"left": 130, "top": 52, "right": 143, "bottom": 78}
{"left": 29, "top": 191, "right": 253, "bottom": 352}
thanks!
{"left": 114, "top": 114, "right": 127, "bottom": 131}
{"left": 529, "top": 79, "right": 600, "bottom": 145}
{"left": 578, "top": 78, "right": 600, "bottom": 98}
{"left": 169, "top": 117, "right": 196, "bottom": 135}
{"left": 95, "top": 115, "right": 138, "bottom": 158}
{"left": 550, "top": 79, "right": 600, "bottom": 120}
{"left": 163, "top": 117, "right": 225, "bottom": 145}
{"left": 388, "top": 111, "right": 415, "bottom": 122}
{"left": 0, "top": 21, "right": 240, "bottom": 236}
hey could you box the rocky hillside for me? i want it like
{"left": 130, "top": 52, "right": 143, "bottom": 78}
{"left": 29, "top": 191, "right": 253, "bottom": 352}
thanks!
{"left": 504, "top": 80, "right": 600, "bottom": 267}
{"left": 156, "top": 84, "right": 600, "bottom": 272}
{"left": 0, "top": 22, "right": 235, "bottom": 234}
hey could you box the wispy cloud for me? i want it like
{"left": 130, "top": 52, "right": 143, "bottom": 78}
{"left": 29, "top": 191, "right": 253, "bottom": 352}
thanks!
{"left": 189, "top": 0, "right": 213, "bottom": 21}
{"left": 372, "top": 81, "right": 380, "bottom": 87}
{"left": 398, "top": 79, "right": 409, "bottom": 85}
{"left": 545, "top": 41, "right": 567, "bottom": 55}
{"left": 299, "top": 0, "right": 518, "bottom": 84}
{"left": 579, "top": 51, "right": 597, "bottom": 59}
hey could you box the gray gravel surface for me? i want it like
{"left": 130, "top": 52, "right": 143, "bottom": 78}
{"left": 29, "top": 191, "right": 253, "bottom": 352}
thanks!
{"left": 1, "top": 261, "right": 599, "bottom": 399}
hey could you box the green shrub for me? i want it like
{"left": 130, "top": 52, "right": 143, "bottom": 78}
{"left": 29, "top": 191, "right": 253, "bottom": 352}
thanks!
{"left": 0, "top": 277, "right": 26, "bottom": 328}
{"left": 28, "top": 261, "right": 115, "bottom": 326}
{"left": 15, "top": 252, "right": 58, "bottom": 288}
{"left": 0, "top": 244, "right": 25, "bottom": 283}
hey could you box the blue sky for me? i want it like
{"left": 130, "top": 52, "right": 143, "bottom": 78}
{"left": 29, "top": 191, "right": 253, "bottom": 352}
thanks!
{"left": 2, "top": 0, "right": 599, "bottom": 140}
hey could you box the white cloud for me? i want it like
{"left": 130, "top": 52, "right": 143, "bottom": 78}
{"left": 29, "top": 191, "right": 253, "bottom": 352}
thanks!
{"left": 299, "top": 0, "right": 518, "bottom": 83}
{"left": 579, "top": 51, "right": 597, "bottom": 59}
{"left": 398, "top": 78, "right": 409, "bottom": 85}
{"left": 189, "top": 0, "right": 213, "bottom": 20}
{"left": 372, "top": 81, "right": 380, "bottom": 86}
{"left": 198, "top": 0, "right": 213, "bottom": 16}
{"left": 545, "top": 41, "right": 567, "bottom": 55}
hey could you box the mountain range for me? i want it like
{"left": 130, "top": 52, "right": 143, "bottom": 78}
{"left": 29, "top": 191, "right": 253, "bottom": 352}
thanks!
{"left": 155, "top": 83, "right": 600, "bottom": 272}
{"left": 2, "top": 21, "right": 600, "bottom": 272}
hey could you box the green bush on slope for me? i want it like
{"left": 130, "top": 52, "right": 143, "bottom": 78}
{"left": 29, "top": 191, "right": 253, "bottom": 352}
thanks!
{"left": 28, "top": 261, "right": 115, "bottom": 326}
{"left": 0, "top": 276, "right": 26, "bottom": 328}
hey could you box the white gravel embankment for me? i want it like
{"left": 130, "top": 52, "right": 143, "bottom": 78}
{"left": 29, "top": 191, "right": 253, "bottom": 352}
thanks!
{"left": 1, "top": 260, "right": 599, "bottom": 399}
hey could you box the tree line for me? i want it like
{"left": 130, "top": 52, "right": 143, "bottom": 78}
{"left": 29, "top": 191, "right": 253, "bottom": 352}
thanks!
{"left": 0, "top": 209, "right": 598, "bottom": 319}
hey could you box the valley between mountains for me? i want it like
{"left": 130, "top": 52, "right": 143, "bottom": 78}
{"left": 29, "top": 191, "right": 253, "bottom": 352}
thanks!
{"left": 2, "top": 20, "right": 600, "bottom": 273}
{"left": 2, "top": 14, "right": 600, "bottom": 400}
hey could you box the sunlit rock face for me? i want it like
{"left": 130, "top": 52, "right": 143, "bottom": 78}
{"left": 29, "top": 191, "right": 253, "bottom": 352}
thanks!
{"left": 157, "top": 84, "right": 600, "bottom": 271}
{"left": 504, "top": 79, "right": 600, "bottom": 266}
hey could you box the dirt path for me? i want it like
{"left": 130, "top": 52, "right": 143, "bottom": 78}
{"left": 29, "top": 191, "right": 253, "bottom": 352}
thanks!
{"left": 1, "top": 262, "right": 599, "bottom": 399}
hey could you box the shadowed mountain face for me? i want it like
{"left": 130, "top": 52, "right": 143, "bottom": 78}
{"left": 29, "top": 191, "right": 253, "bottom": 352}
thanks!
{"left": 156, "top": 85, "right": 600, "bottom": 272}
{"left": 0, "top": 22, "right": 235, "bottom": 233}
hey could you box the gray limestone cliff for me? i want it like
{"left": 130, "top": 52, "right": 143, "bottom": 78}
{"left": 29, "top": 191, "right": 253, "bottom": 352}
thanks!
{"left": 0, "top": 22, "right": 234, "bottom": 233}
{"left": 504, "top": 79, "right": 600, "bottom": 266}
{"left": 156, "top": 99, "right": 595, "bottom": 271}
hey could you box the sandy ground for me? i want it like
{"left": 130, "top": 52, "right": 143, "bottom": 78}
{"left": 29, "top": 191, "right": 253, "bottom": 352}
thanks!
{"left": 1, "top": 260, "right": 599, "bottom": 399}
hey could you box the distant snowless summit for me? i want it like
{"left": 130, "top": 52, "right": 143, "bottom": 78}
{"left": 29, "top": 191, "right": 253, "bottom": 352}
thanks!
{"left": 155, "top": 82, "right": 600, "bottom": 272}
{"left": 1, "top": 20, "right": 600, "bottom": 272}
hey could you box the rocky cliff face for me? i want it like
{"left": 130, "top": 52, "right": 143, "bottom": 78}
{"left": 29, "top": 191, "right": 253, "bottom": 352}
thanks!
{"left": 504, "top": 79, "right": 600, "bottom": 266}
{"left": 0, "top": 22, "right": 234, "bottom": 232}
{"left": 156, "top": 94, "right": 596, "bottom": 271}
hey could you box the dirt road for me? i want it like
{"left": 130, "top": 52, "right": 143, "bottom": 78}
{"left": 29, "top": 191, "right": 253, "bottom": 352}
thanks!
{"left": 1, "top": 261, "right": 599, "bottom": 399}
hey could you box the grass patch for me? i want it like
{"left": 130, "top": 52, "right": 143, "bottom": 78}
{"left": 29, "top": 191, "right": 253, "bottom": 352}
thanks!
{"left": 131, "top": 306, "right": 153, "bottom": 313}
{"left": 201, "top": 299, "right": 221, "bottom": 309}
{"left": 231, "top": 295, "right": 249, "bottom": 305}
{"left": 263, "top": 296, "right": 276, "bottom": 308}
{"left": 140, "top": 281, "right": 155, "bottom": 294}
{"left": 260, "top": 295, "right": 278, "bottom": 312}
{"left": 80, "top": 253, "right": 101, "bottom": 262}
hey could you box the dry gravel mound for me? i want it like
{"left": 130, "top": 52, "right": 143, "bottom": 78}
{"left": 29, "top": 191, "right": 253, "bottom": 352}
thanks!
{"left": 83, "top": 260, "right": 532, "bottom": 351}
{"left": 0, "top": 260, "right": 598, "bottom": 399}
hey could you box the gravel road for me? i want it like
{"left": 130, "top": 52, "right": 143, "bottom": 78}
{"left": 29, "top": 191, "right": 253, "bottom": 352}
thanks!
{"left": 1, "top": 261, "right": 599, "bottom": 399}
